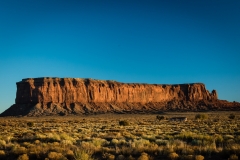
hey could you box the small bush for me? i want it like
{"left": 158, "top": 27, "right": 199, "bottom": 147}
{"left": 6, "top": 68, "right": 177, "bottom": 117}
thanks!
{"left": 0, "top": 150, "right": 5, "bottom": 157}
{"left": 66, "top": 150, "right": 74, "bottom": 157}
{"left": 156, "top": 115, "right": 165, "bottom": 121}
{"left": 17, "top": 154, "right": 29, "bottom": 160}
{"left": 195, "top": 155, "right": 204, "bottom": 160}
{"left": 180, "top": 155, "right": 194, "bottom": 160}
{"left": 0, "top": 140, "right": 6, "bottom": 148}
{"left": 111, "top": 139, "right": 119, "bottom": 145}
{"left": 106, "top": 154, "right": 115, "bottom": 160}
{"left": 119, "top": 120, "right": 129, "bottom": 126}
{"left": 48, "top": 152, "right": 67, "bottom": 160}
{"left": 195, "top": 114, "right": 208, "bottom": 120}
{"left": 12, "top": 146, "right": 27, "bottom": 155}
{"left": 138, "top": 152, "right": 149, "bottom": 160}
{"left": 26, "top": 122, "right": 34, "bottom": 127}
{"left": 117, "top": 154, "right": 125, "bottom": 160}
{"left": 168, "top": 152, "right": 179, "bottom": 160}
{"left": 128, "top": 155, "right": 136, "bottom": 160}
{"left": 74, "top": 149, "right": 93, "bottom": 160}
{"left": 228, "top": 154, "right": 238, "bottom": 160}
{"left": 228, "top": 114, "right": 236, "bottom": 119}
{"left": 180, "top": 155, "right": 193, "bottom": 160}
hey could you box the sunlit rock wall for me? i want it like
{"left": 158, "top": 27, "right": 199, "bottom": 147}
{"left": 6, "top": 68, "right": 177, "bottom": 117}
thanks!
{"left": 15, "top": 77, "right": 217, "bottom": 104}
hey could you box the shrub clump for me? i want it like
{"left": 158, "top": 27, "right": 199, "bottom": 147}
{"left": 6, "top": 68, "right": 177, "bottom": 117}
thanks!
{"left": 17, "top": 154, "right": 29, "bottom": 160}
{"left": 74, "top": 149, "right": 93, "bottom": 160}
{"left": 26, "top": 122, "right": 34, "bottom": 127}
{"left": 195, "top": 155, "right": 204, "bottom": 160}
{"left": 138, "top": 152, "right": 149, "bottom": 160}
{"left": 156, "top": 115, "right": 165, "bottom": 121}
{"left": 119, "top": 120, "right": 129, "bottom": 126}
{"left": 228, "top": 114, "right": 236, "bottom": 119}
{"left": 48, "top": 151, "right": 67, "bottom": 160}
{"left": 195, "top": 114, "right": 208, "bottom": 120}
{"left": 0, "top": 150, "right": 5, "bottom": 157}
{"left": 228, "top": 154, "right": 238, "bottom": 160}
{"left": 168, "top": 152, "right": 179, "bottom": 160}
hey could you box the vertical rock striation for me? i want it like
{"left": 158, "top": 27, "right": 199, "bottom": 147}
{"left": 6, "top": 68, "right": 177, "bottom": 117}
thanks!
{"left": 1, "top": 77, "right": 239, "bottom": 116}
{"left": 16, "top": 78, "right": 217, "bottom": 104}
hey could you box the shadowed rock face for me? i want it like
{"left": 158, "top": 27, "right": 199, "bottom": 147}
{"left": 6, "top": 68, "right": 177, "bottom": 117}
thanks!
{"left": 1, "top": 78, "right": 239, "bottom": 116}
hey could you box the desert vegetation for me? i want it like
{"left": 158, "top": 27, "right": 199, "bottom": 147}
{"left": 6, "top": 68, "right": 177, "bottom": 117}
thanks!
{"left": 0, "top": 112, "right": 239, "bottom": 160}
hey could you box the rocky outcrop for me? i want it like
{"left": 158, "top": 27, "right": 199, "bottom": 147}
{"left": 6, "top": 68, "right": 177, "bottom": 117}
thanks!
{"left": 15, "top": 78, "right": 218, "bottom": 104}
{"left": 1, "top": 77, "right": 239, "bottom": 116}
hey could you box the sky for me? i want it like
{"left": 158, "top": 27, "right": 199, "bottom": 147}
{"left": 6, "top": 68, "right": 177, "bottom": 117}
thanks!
{"left": 0, "top": 0, "right": 239, "bottom": 113}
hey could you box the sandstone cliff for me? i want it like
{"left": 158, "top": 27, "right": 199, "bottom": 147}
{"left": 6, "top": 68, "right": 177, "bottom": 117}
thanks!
{"left": 1, "top": 78, "right": 239, "bottom": 116}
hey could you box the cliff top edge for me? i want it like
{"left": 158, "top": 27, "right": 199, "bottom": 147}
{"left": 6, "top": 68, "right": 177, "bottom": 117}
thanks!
{"left": 18, "top": 77, "right": 205, "bottom": 86}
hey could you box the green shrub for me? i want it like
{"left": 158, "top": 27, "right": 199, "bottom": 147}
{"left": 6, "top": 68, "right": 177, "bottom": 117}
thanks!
{"left": 156, "top": 115, "right": 165, "bottom": 121}
{"left": 119, "top": 120, "right": 129, "bottom": 126}
{"left": 26, "top": 122, "right": 34, "bottom": 127}
{"left": 228, "top": 114, "right": 236, "bottom": 119}
{"left": 195, "top": 114, "right": 208, "bottom": 120}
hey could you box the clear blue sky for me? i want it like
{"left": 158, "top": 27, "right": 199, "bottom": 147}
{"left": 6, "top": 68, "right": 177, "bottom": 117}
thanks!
{"left": 0, "top": 0, "right": 239, "bottom": 113}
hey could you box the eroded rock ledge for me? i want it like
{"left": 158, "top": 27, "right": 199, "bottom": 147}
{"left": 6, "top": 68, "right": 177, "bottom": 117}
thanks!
{"left": 1, "top": 77, "right": 239, "bottom": 116}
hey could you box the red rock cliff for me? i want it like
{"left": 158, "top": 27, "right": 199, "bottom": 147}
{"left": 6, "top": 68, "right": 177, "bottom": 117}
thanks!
{"left": 15, "top": 78, "right": 217, "bottom": 104}
{"left": 1, "top": 77, "right": 239, "bottom": 116}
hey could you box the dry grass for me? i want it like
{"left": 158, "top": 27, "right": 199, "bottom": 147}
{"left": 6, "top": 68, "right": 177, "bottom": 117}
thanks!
{"left": 0, "top": 111, "right": 239, "bottom": 159}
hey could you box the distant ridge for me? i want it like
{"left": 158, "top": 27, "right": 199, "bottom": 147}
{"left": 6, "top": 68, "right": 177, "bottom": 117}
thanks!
{"left": 1, "top": 77, "right": 239, "bottom": 116}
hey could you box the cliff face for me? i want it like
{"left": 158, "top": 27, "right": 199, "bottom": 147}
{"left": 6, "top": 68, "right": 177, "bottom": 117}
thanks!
{"left": 16, "top": 78, "right": 217, "bottom": 104}
{"left": 1, "top": 77, "right": 239, "bottom": 116}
